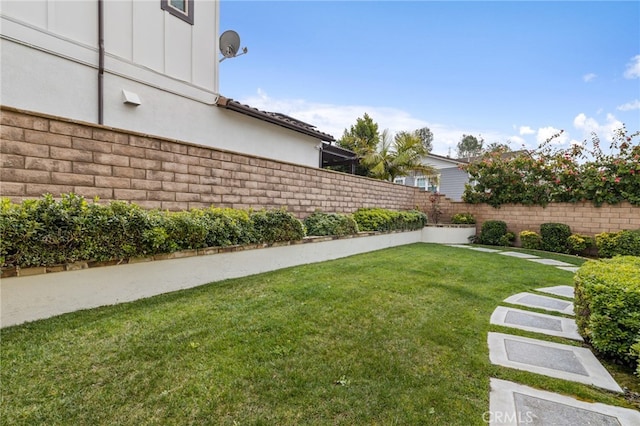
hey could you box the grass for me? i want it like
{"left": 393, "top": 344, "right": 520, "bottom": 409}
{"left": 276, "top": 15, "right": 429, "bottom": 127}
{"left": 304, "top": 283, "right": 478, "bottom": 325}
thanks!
{"left": 1, "top": 243, "right": 637, "bottom": 425}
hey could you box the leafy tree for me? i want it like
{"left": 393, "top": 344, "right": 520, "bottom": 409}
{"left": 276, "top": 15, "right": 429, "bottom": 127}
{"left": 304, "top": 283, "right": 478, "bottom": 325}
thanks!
{"left": 456, "top": 134, "right": 484, "bottom": 159}
{"left": 337, "top": 113, "right": 381, "bottom": 175}
{"left": 337, "top": 113, "right": 380, "bottom": 156}
{"left": 414, "top": 127, "right": 434, "bottom": 153}
{"left": 362, "top": 130, "right": 436, "bottom": 182}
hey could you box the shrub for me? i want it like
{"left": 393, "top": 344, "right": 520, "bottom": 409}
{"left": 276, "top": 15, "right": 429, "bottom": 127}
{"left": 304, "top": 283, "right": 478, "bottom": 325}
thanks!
{"left": 540, "top": 222, "right": 571, "bottom": 253}
{"left": 461, "top": 128, "right": 640, "bottom": 207}
{"left": 250, "top": 209, "right": 305, "bottom": 244}
{"left": 499, "top": 232, "right": 515, "bottom": 247}
{"left": 304, "top": 211, "right": 358, "bottom": 236}
{"left": 0, "top": 195, "right": 310, "bottom": 268}
{"left": 574, "top": 256, "right": 640, "bottom": 368}
{"left": 631, "top": 341, "right": 640, "bottom": 377}
{"left": 352, "top": 208, "right": 427, "bottom": 232}
{"left": 566, "top": 233, "right": 594, "bottom": 255}
{"left": 478, "top": 220, "right": 508, "bottom": 246}
{"left": 84, "top": 200, "right": 159, "bottom": 260}
{"left": 451, "top": 212, "right": 476, "bottom": 224}
{"left": 595, "top": 230, "right": 640, "bottom": 258}
{"left": 519, "top": 230, "right": 542, "bottom": 250}
{"left": 202, "top": 207, "right": 255, "bottom": 247}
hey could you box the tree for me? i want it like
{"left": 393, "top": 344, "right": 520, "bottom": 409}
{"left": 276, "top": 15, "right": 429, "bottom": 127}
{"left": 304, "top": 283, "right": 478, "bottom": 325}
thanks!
{"left": 361, "top": 130, "right": 436, "bottom": 182}
{"left": 337, "top": 113, "right": 380, "bottom": 156}
{"left": 337, "top": 113, "right": 381, "bottom": 176}
{"left": 414, "top": 127, "right": 434, "bottom": 153}
{"left": 456, "top": 134, "right": 484, "bottom": 159}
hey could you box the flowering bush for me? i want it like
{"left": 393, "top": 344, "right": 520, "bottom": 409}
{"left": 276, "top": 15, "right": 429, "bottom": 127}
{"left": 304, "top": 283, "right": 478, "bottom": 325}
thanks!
{"left": 462, "top": 127, "right": 640, "bottom": 207}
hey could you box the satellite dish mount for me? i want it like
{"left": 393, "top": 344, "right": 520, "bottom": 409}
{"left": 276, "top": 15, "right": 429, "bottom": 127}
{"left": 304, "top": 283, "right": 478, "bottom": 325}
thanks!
{"left": 219, "top": 30, "right": 248, "bottom": 62}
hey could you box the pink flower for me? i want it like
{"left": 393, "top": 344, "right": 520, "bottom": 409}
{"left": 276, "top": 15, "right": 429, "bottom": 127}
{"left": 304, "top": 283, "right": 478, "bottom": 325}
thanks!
{"left": 615, "top": 177, "right": 621, "bottom": 183}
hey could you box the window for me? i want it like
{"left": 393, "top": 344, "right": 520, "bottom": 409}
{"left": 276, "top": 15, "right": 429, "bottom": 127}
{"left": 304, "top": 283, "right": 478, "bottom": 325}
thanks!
{"left": 161, "top": 0, "right": 194, "bottom": 25}
{"left": 394, "top": 177, "right": 406, "bottom": 185}
{"left": 415, "top": 175, "right": 440, "bottom": 192}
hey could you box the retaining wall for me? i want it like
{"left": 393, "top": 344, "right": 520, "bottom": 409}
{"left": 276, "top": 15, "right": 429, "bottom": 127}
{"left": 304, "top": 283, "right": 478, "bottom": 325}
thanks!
{"left": 1, "top": 106, "right": 637, "bottom": 236}
{"left": 0, "top": 107, "right": 426, "bottom": 217}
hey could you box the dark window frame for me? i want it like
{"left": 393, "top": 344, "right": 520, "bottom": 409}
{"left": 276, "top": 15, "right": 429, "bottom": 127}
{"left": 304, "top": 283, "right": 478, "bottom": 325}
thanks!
{"left": 161, "top": 0, "right": 194, "bottom": 25}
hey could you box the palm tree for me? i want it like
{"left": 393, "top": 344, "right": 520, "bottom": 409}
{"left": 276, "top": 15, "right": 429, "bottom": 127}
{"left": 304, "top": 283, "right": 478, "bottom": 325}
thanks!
{"left": 361, "top": 130, "right": 437, "bottom": 182}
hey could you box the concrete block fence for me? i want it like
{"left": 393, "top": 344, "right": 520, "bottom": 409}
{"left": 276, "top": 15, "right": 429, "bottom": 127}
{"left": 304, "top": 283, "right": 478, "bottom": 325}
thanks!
{"left": 440, "top": 199, "right": 640, "bottom": 243}
{"left": 1, "top": 106, "right": 638, "bottom": 239}
{"left": 0, "top": 106, "right": 426, "bottom": 217}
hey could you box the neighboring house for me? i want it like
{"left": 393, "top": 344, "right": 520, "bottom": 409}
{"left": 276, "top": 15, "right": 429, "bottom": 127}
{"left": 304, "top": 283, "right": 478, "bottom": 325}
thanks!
{"left": 0, "top": 0, "right": 334, "bottom": 167}
{"left": 394, "top": 153, "right": 469, "bottom": 201}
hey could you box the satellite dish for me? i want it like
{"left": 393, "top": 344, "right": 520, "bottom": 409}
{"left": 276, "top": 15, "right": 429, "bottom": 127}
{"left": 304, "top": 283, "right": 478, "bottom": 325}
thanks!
{"left": 219, "top": 30, "right": 248, "bottom": 62}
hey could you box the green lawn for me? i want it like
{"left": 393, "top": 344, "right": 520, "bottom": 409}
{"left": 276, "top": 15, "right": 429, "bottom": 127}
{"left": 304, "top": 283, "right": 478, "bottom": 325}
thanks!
{"left": 1, "top": 244, "right": 637, "bottom": 425}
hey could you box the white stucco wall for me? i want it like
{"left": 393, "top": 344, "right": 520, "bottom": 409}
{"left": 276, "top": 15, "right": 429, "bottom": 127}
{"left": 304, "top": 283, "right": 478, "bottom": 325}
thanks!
{"left": 0, "top": 0, "right": 323, "bottom": 167}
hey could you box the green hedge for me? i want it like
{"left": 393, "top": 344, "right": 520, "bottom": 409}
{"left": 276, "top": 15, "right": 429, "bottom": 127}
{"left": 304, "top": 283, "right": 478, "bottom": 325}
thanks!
{"left": 352, "top": 208, "right": 427, "bottom": 232}
{"left": 478, "top": 220, "right": 509, "bottom": 246}
{"left": 595, "top": 229, "right": 640, "bottom": 258}
{"left": 574, "top": 256, "right": 640, "bottom": 369}
{"left": 540, "top": 222, "right": 571, "bottom": 253}
{"left": 1, "top": 195, "right": 433, "bottom": 269}
{"left": 0, "top": 195, "right": 308, "bottom": 268}
{"left": 249, "top": 209, "right": 305, "bottom": 244}
{"left": 303, "top": 211, "right": 359, "bottom": 236}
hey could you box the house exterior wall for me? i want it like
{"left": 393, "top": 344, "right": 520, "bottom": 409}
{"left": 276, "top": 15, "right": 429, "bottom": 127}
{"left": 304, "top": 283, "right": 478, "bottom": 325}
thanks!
{"left": 0, "top": 108, "right": 424, "bottom": 216}
{"left": 438, "top": 167, "right": 468, "bottom": 201}
{"left": 0, "top": 0, "right": 323, "bottom": 167}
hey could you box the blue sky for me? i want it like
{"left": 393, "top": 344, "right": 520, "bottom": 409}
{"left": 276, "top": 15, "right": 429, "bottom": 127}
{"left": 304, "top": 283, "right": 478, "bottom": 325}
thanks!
{"left": 219, "top": 1, "right": 640, "bottom": 156}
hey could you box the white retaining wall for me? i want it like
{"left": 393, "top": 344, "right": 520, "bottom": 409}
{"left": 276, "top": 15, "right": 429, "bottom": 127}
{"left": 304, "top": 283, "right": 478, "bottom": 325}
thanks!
{"left": 1, "top": 227, "right": 476, "bottom": 327}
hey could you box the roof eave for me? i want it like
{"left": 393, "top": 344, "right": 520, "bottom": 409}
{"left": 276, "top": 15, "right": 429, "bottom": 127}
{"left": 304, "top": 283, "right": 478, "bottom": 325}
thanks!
{"left": 217, "top": 96, "right": 335, "bottom": 142}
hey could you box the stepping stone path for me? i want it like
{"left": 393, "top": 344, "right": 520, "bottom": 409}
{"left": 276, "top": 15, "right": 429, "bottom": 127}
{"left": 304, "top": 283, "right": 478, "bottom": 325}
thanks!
{"left": 446, "top": 245, "right": 637, "bottom": 425}
{"left": 490, "top": 379, "right": 640, "bottom": 426}
{"left": 503, "top": 292, "right": 574, "bottom": 315}
{"left": 535, "top": 285, "right": 574, "bottom": 299}
{"left": 490, "top": 306, "right": 582, "bottom": 341}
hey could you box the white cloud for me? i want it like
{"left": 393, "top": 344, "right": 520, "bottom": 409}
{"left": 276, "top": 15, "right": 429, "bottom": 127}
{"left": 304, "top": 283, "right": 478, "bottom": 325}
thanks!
{"left": 536, "top": 126, "right": 569, "bottom": 146}
{"left": 617, "top": 99, "right": 640, "bottom": 111}
{"left": 519, "top": 126, "right": 535, "bottom": 135}
{"left": 240, "top": 89, "right": 512, "bottom": 156}
{"left": 573, "top": 112, "right": 624, "bottom": 142}
{"left": 624, "top": 54, "right": 640, "bottom": 79}
{"left": 583, "top": 73, "right": 597, "bottom": 82}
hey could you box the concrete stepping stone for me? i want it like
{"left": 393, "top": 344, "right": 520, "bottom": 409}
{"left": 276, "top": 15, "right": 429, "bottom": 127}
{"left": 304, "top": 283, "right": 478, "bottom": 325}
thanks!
{"left": 557, "top": 266, "right": 580, "bottom": 273}
{"left": 499, "top": 251, "right": 540, "bottom": 259}
{"left": 488, "top": 333, "right": 622, "bottom": 392}
{"left": 504, "top": 292, "right": 574, "bottom": 315}
{"left": 536, "top": 285, "right": 574, "bottom": 299}
{"left": 490, "top": 306, "right": 582, "bottom": 341}
{"left": 526, "top": 258, "right": 574, "bottom": 267}
{"left": 467, "top": 247, "right": 503, "bottom": 253}
{"left": 447, "top": 244, "right": 471, "bottom": 249}
{"left": 489, "top": 378, "right": 640, "bottom": 425}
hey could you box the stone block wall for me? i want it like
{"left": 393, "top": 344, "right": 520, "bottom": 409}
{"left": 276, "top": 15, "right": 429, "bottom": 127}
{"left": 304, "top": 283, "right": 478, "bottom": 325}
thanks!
{"left": 2, "top": 106, "right": 637, "bottom": 238}
{"left": 0, "top": 107, "right": 426, "bottom": 217}
{"left": 443, "top": 199, "right": 640, "bottom": 242}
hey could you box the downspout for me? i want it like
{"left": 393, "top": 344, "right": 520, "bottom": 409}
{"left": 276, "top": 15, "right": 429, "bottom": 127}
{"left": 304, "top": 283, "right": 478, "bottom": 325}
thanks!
{"left": 98, "top": 0, "right": 104, "bottom": 125}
